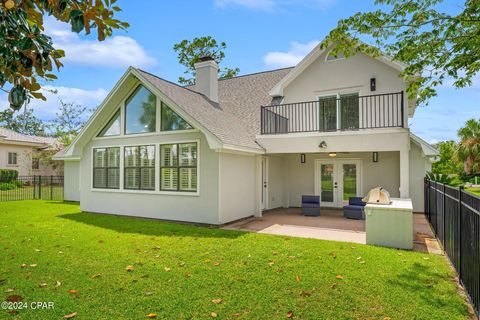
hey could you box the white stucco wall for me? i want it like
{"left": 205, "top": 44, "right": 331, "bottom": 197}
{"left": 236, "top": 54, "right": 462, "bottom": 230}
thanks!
{"left": 409, "top": 142, "right": 431, "bottom": 212}
{"left": 64, "top": 161, "right": 80, "bottom": 201}
{"left": 0, "top": 144, "right": 33, "bottom": 176}
{"left": 282, "top": 51, "right": 407, "bottom": 108}
{"left": 281, "top": 152, "right": 400, "bottom": 207}
{"left": 79, "top": 131, "right": 221, "bottom": 224}
{"left": 218, "top": 152, "right": 256, "bottom": 223}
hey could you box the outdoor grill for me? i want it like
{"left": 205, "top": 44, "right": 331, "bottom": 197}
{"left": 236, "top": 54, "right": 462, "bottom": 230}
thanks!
{"left": 363, "top": 187, "right": 392, "bottom": 205}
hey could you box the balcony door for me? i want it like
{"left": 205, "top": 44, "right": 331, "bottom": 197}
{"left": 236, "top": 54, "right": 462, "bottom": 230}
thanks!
{"left": 314, "top": 159, "right": 361, "bottom": 208}
{"left": 318, "top": 93, "right": 359, "bottom": 131}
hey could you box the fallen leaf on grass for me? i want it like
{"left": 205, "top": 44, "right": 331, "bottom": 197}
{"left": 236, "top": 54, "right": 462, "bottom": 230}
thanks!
{"left": 29, "top": 264, "right": 37, "bottom": 267}
{"left": 6, "top": 295, "right": 23, "bottom": 302}
{"left": 34, "top": 249, "right": 41, "bottom": 252}
{"left": 146, "top": 313, "right": 157, "bottom": 318}
{"left": 91, "top": 273, "right": 102, "bottom": 279}
{"left": 383, "top": 317, "right": 391, "bottom": 320}
{"left": 64, "top": 312, "right": 77, "bottom": 319}
{"left": 68, "top": 290, "right": 78, "bottom": 295}
{"left": 295, "top": 275, "right": 300, "bottom": 282}
{"left": 359, "top": 261, "right": 366, "bottom": 264}
{"left": 211, "top": 312, "right": 218, "bottom": 318}
{"left": 144, "top": 292, "right": 153, "bottom": 296}
{"left": 232, "top": 312, "right": 241, "bottom": 317}
{"left": 287, "top": 310, "right": 294, "bottom": 318}
{"left": 5, "top": 288, "right": 14, "bottom": 293}
{"left": 98, "top": 240, "right": 104, "bottom": 244}
{"left": 335, "top": 275, "right": 344, "bottom": 279}
{"left": 55, "top": 281, "right": 62, "bottom": 288}
{"left": 20, "top": 264, "right": 26, "bottom": 268}
{"left": 39, "top": 283, "right": 47, "bottom": 288}
{"left": 126, "top": 265, "right": 134, "bottom": 272}
{"left": 268, "top": 261, "right": 275, "bottom": 267}
{"left": 423, "top": 257, "right": 430, "bottom": 260}
{"left": 164, "top": 267, "right": 171, "bottom": 272}
{"left": 211, "top": 298, "right": 222, "bottom": 304}
{"left": 300, "top": 291, "right": 312, "bottom": 297}
{"left": 213, "top": 262, "right": 220, "bottom": 266}
{"left": 356, "top": 256, "right": 362, "bottom": 260}
{"left": 331, "top": 283, "right": 337, "bottom": 289}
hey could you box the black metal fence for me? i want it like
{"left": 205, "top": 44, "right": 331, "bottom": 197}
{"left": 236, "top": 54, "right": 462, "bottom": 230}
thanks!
{"left": 424, "top": 179, "right": 480, "bottom": 317}
{"left": 261, "top": 91, "right": 404, "bottom": 134}
{"left": 0, "top": 176, "right": 64, "bottom": 202}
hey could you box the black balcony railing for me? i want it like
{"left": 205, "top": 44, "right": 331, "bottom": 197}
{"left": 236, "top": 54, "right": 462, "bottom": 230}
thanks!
{"left": 260, "top": 91, "right": 404, "bottom": 135}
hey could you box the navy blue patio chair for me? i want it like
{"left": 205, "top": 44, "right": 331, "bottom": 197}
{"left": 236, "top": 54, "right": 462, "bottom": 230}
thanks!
{"left": 343, "top": 197, "right": 366, "bottom": 220}
{"left": 301, "top": 195, "right": 321, "bottom": 216}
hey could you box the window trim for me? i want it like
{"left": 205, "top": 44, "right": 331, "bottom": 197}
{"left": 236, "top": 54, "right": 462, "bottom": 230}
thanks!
{"left": 92, "top": 147, "right": 120, "bottom": 189}
{"left": 123, "top": 145, "right": 156, "bottom": 191}
{"left": 7, "top": 152, "right": 18, "bottom": 166}
{"left": 160, "top": 142, "right": 198, "bottom": 192}
{"left": 160, "top": 102, "right": 193, "bottom": 132}
{"left": 90, "top": 139, "right": 200, "bottom": 196}
{"left": 92, "top": 83, "right": 197, "bottom": 141}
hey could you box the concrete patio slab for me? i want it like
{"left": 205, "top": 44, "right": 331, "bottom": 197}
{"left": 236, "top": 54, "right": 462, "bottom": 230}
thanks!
{"left": 223, "top": 208, "right": 442, "bottom": 254}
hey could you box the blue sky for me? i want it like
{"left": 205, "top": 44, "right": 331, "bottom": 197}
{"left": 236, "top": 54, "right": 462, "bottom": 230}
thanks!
{"left": 0, "top": 0, "right": 477, "bottom": 143}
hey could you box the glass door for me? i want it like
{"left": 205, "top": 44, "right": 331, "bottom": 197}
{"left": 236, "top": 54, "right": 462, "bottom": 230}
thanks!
{"left": 317, "top": 162, "right": 337, "bottom": 207}
{"left": 316, "top": 160, "right": 361, "bottom": 208}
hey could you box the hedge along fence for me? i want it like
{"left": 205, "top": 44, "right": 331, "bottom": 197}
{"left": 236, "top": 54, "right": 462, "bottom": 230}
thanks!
{"left": 0, "top": 169, "right": 18, "bottom": 183}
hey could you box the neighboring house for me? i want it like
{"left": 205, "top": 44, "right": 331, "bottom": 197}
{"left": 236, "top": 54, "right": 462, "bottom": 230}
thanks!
{"left": 54, "top": 42, "right": 438, "bottom": 224}
{"left": 0, "top": 127, "right": 63, "bottom": 176}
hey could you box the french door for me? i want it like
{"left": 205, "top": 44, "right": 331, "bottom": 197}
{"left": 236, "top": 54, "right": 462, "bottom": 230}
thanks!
{"left": 315, "top": 159, "right": 361, "bottom": 208}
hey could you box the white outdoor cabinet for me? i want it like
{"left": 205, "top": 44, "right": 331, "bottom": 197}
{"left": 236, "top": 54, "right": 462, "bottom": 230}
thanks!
{"left": 365, "top": 198, "right": 413, "bottom": 249}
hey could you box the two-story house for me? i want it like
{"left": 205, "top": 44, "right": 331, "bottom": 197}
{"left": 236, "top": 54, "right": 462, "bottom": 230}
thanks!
{"left": 55, "top": 42, "right": 437, "bottom": 224}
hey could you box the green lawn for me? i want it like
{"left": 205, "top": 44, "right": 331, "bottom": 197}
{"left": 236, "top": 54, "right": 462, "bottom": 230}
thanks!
{"left": 0, "top": 201, "right": 469, "bottom": 320}
{"left": 466, "top": 187, "right": 480, "bottom": 196}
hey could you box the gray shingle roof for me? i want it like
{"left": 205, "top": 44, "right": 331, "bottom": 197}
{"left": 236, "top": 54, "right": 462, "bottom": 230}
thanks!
{"left": 135, "top": 67, "right": 292, "bottom": 151}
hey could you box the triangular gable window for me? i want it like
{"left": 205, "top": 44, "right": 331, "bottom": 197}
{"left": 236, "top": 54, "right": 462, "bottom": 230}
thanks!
{"left": 98, "top": 110, "right": 121, "bottom": 137}
{"left": 161, "top": 102, "right": 193, "bottom": 131}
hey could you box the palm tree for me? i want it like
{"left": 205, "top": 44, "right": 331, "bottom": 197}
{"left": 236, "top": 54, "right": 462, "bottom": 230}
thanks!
{"left": 455, "top": 119, "right": 480, "bottom": 175}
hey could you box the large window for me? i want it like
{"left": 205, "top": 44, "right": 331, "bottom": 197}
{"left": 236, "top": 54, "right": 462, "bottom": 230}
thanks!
{"left": 98, "top": 110, "right": 121, "bottom": 137}
{"left": 340, "top": 93, "right": 359, "bottom": 130}
{"left": 161, "top": 102, "right": 192, "bottom": 131}
{"left": 160, "top": 143, "right": 197, "bottom": 192}
{"left": 125, "top": 85, "right": 157, "bottom": 135}
{"left": 93, "top": 148, "right": 120, "bottom": 189}
{"left": 124, "top": 145, "right": 155, "bottom": 190}
{"left": 319, "top": 96, "right": 337, "bottom": 131}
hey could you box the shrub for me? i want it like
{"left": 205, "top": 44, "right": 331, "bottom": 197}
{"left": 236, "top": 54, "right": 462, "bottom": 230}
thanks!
{"left": 0, "top": 183, "right": 16, "bottom": 191}
{"left": 0, "top": 169, "right": 18, "bottom": 183}
{"left": 13, "top": 180, "right": 23, "bottom": 188}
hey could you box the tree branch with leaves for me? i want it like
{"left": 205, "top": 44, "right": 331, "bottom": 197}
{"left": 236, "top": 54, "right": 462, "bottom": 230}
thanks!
{"left": 173, "top": 36, "right": 240, "bottom": 85}
{"left": 321, "top": 0, "right": 479, "bottom": 105}
{"left": 0, "top": 0, "right": 128, "bottom": 111}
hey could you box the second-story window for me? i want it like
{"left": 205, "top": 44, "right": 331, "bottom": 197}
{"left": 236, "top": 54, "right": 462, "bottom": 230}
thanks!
{"left": 340, "top": 93, "right": 359, "bottom": 130}
{"left": 125, "top": 85, "right": 157, "bottom": 135}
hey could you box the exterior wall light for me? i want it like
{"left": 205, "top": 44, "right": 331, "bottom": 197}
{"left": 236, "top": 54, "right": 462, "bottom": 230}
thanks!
{"left": 370, "top": 77, "right": 376, "bottom": 91}
{"left": 319, "top": 141, "right": 327, "bottom": 149}
{"left": 373, "top": 152, "right": 379, "bottom": 162}
{"left": 329, "top": 152, "right": 337, "bottom": 157}
{"left": 300, "top": 153, "right": 306, "bottom": 163}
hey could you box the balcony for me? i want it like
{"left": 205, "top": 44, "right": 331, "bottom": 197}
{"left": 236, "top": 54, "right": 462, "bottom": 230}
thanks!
{"left": 260, "top": 91, "right": 404, "bottom": 135}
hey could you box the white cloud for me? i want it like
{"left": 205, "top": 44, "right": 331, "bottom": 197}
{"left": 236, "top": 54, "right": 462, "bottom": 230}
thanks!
{"left": 214, "top": 0, "right": 335, "bottom": 11}
{"left": 263, "top": 40, "right": 320, "bottom": 68}
{"left": 214, "top": 0, "right": 275, "bottom": 11}
{"left": 44, "top": 17, "right": 157, "bottom": 68}
{"left": 0, "top": 85, "right": 108, "bottom": 121}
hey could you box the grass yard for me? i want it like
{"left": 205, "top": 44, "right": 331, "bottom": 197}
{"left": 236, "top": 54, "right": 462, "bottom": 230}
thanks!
{"left": 0, "top": 201, "right": 470, "bottom": 320}
{"left": 466, "top": 187, "right": 480, "bottom": 196}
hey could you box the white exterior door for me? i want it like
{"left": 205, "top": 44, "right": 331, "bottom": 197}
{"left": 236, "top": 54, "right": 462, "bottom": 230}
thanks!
{"left": 315, "top": 159, "right": 361, "bottom": 208}
{"left": 261, "top": 157, "right": 268, "bottom": 210}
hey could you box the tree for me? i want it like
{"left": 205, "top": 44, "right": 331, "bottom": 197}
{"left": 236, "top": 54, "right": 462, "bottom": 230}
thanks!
{"left": 173, "top": 36, "right": 240, "bottom": 85}
{"left": 321, "top": 0, "right": 479, "bottom": 105}
{"left": 455, "top": 119, "right": 480, "bottom": 175}
{"left": 0, "top": 0, "right": 128, "bottom": 111}
{"left": 0, "top": 107, "right": 45, "bottom": 136}
{"left": 48, "top": 99, "right": 92, "bottom": 146}
{"left": 432, "top": 140, "right": 462, "bottom": 175}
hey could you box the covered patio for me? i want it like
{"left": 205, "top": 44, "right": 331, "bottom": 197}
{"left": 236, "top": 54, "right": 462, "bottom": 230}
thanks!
{"left": 223, "top": 208, "right": 441, "bottom": 254}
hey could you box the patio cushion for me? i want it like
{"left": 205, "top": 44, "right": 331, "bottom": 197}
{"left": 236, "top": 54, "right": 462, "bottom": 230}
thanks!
{"left": 349, "top": 197, "right": 366, "bottom": 206}
{"left": 343, "top": 204, "right": 365, "bottom": 220}
{"left": 302, "top": 195, "right": 320, "bottom": 204}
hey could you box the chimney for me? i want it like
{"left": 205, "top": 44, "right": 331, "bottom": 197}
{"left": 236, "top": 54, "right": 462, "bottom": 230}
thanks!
{"left": 194, "top": 56, "right": 219, "bottom": 102}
